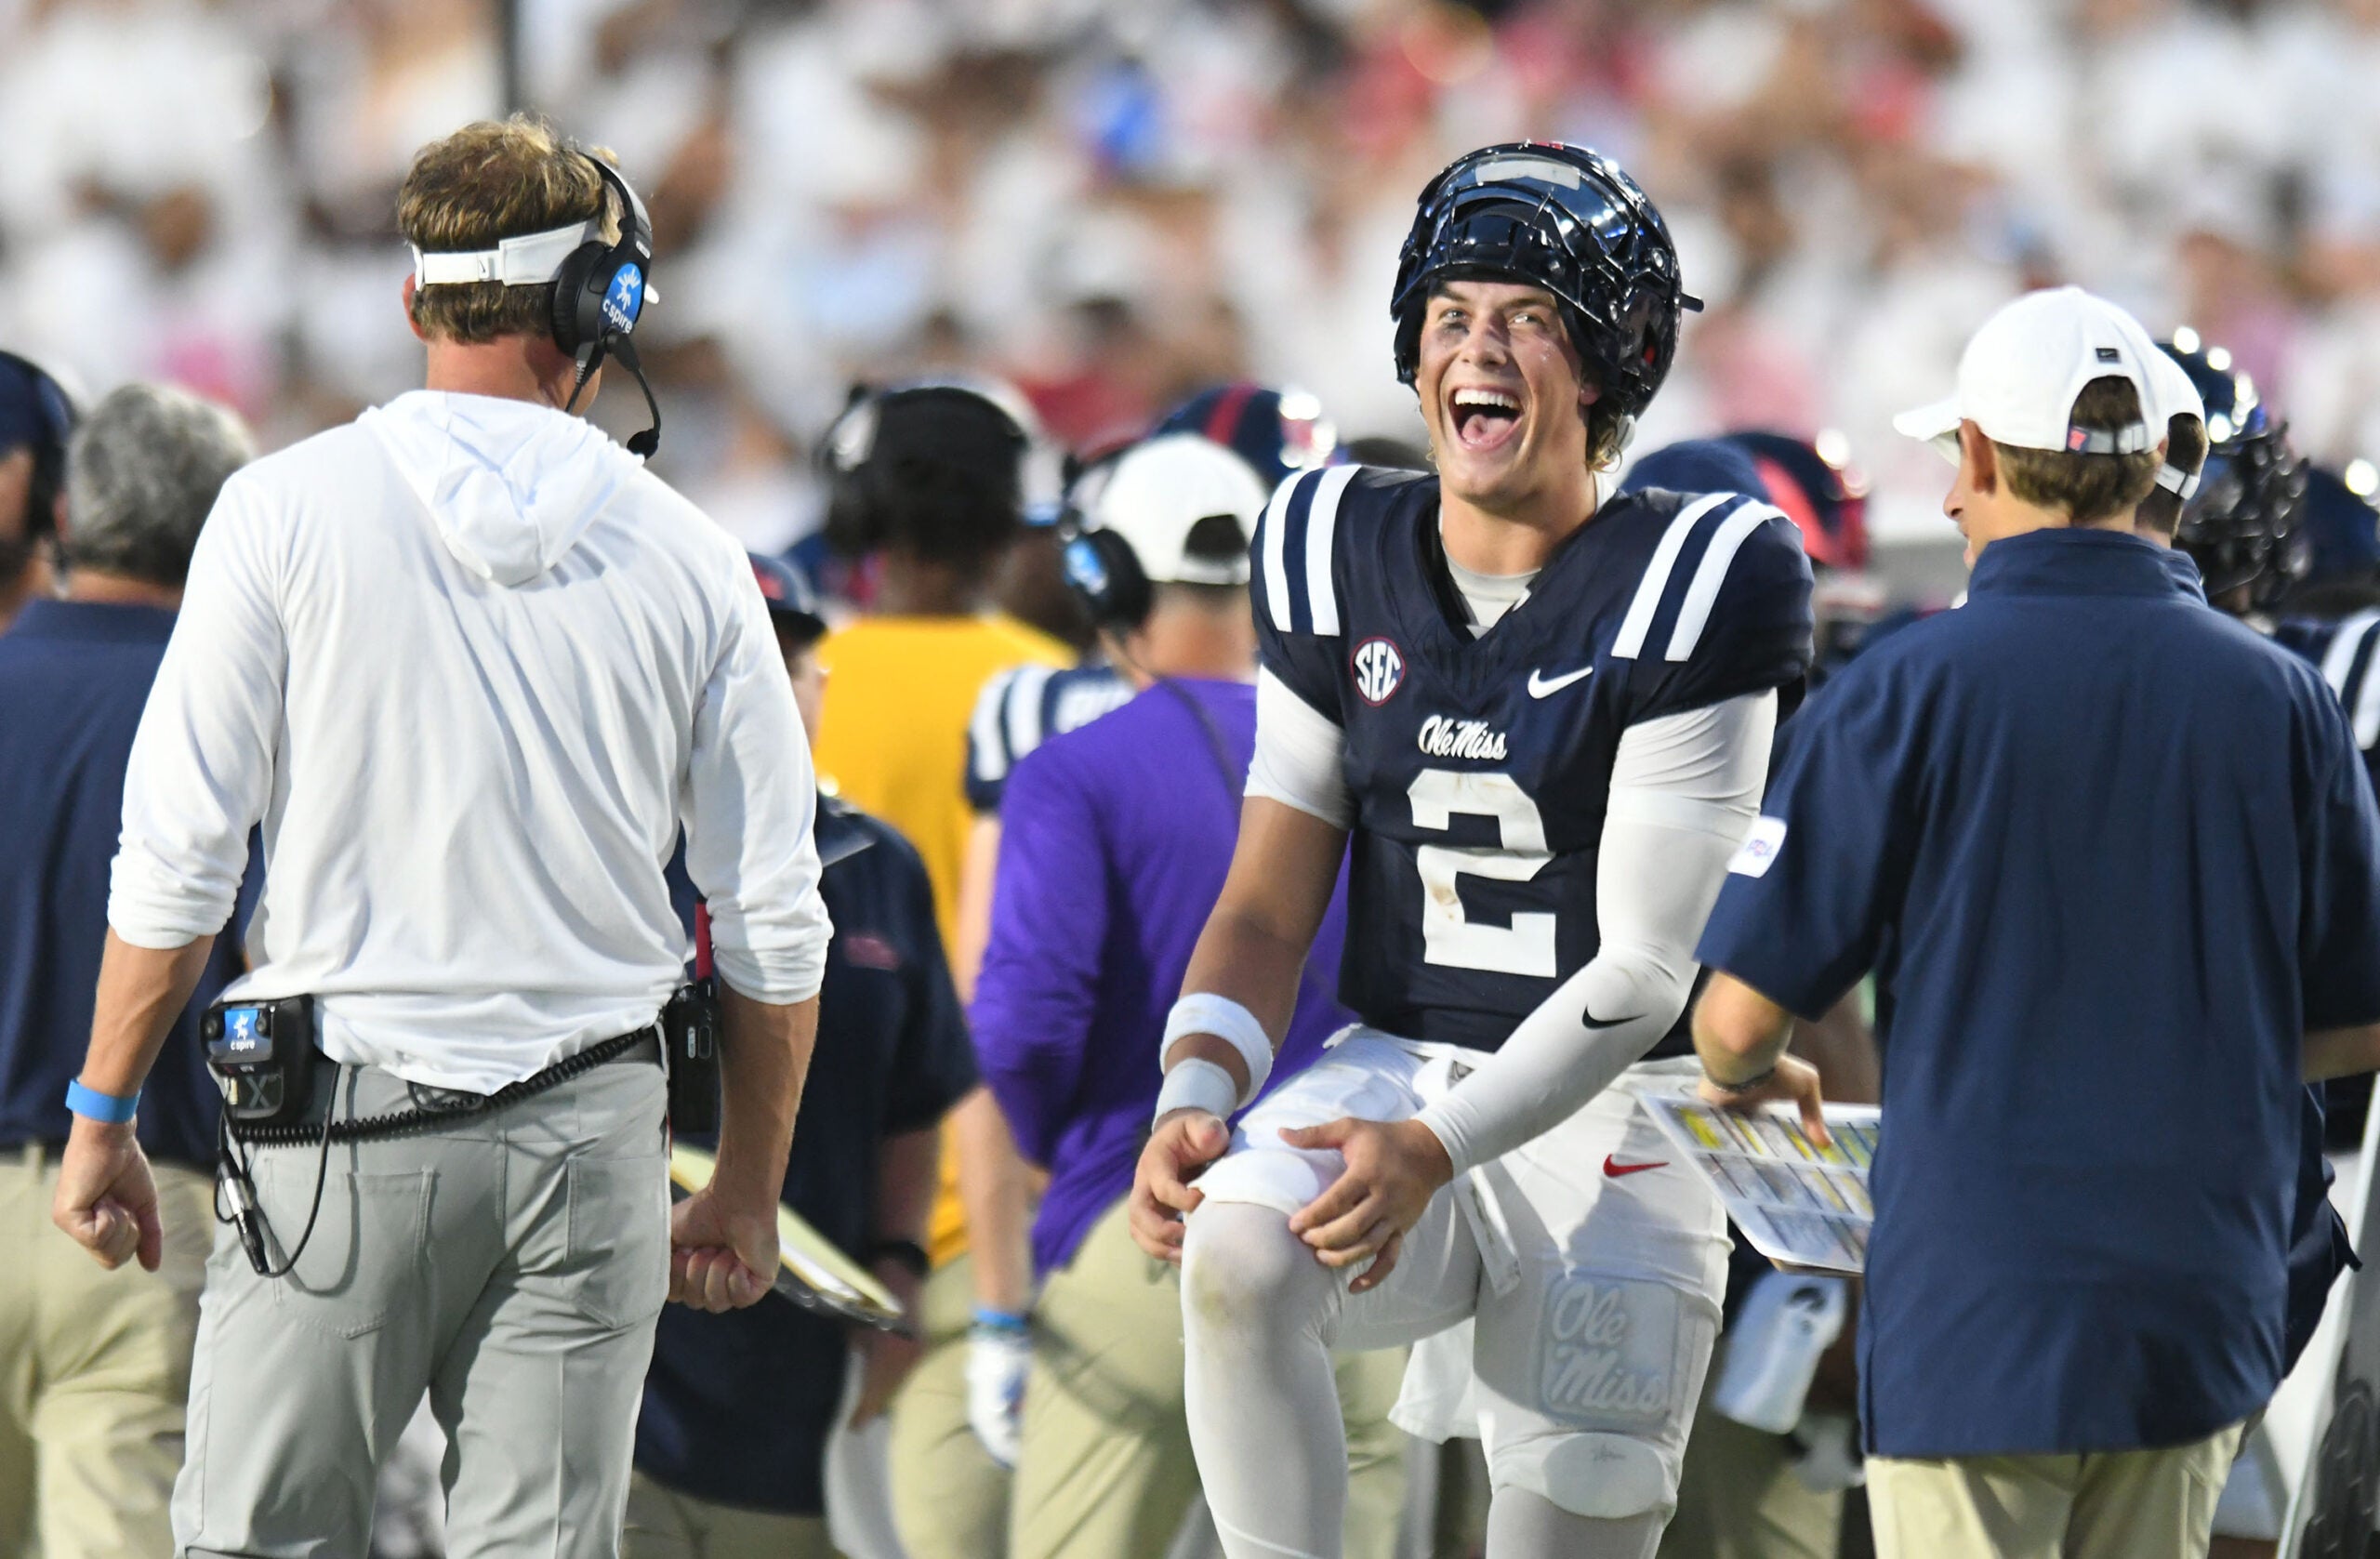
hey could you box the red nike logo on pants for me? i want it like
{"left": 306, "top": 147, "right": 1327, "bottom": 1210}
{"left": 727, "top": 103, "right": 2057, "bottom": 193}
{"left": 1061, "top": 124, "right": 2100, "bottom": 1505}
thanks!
{"left": 1603, "top": 1156, "right": 1667, "bottom": 1178}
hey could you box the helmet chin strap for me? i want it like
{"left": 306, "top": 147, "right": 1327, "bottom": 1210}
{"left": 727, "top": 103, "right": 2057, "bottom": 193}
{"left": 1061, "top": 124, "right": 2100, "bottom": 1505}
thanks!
{"left": 560, "top": 332, "right": 664, "bottom": 459}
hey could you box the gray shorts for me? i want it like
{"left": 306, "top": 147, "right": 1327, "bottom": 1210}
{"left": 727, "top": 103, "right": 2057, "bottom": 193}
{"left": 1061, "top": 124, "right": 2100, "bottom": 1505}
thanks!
{"left": 174, "top": 1052, "right": 669, "bottom": 1559}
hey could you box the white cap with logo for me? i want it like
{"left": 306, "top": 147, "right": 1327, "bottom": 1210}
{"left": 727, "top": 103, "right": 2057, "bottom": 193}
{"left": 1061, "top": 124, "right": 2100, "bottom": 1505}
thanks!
{"left": 1894, "top": 286, "right": 2160, "bottom": 462}
{"left": 1091, "top": 433, "right": 1271, "bottom": 587}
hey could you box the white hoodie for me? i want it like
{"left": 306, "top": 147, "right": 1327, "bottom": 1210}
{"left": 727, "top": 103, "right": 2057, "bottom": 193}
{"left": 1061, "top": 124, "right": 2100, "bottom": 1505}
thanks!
{"left": 110, "top": 390, "right": 830, "bottom": 1092}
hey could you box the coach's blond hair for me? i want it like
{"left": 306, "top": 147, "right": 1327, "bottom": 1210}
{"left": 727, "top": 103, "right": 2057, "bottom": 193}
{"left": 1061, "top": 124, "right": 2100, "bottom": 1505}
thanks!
{"left": 399, "top": 116, "right": 620, "bottom": 345}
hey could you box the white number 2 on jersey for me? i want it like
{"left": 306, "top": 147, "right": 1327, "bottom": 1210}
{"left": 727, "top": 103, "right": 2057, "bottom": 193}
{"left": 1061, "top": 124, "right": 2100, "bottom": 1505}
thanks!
{"left": 1407, "top": 769, "right": 1555, "bottom": 978}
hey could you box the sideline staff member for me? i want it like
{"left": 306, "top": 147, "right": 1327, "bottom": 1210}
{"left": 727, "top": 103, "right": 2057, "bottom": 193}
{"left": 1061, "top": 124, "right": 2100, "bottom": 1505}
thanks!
{"left": 51, "top": 117, "right": 832, "bottom": 1558}
{"left": 0, "top": 384, "right": 252, "bottom": 1559}
{"left": 1693, "top": 287, "right": 2380, "bottom": 1559}
{"left": 631, "top": 555, "right": 977, "bottom": 1557}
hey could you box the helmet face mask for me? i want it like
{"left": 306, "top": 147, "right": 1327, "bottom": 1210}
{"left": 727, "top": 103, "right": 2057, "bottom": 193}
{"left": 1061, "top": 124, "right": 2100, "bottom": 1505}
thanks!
{"left": 1391, "top": 142, "right": 1694, "bottom": 426}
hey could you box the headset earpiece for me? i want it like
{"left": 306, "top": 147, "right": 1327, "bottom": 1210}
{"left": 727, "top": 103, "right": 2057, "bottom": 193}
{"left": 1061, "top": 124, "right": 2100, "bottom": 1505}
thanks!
{"left": 550, "top": 154, "right": 654, "bottom": 363}
{"left": 1061, "top": 526, "right": 1151, "bottom": 633}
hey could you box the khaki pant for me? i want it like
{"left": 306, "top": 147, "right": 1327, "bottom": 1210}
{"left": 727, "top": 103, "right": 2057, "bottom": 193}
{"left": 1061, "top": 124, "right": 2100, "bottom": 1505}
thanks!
{"left": 887, "top": 1253, "right": 1011, "bottom": 1559}
{"left": 0, "top": 1146, "right": 214, "bottom": 1559}
{"left": 1012, "top": 1199, "right": 1409, "bottom": 1559}
{"left": 1658, "top": 1369, "right": 1842, "bottom": 1559}
{"left": 623, "top": 1470, "right": 841, "bottom": 1559}
{"left": 175, "top": 1058, "right": 670, "bottom": 1559}
{"left": 1868, "top": 1422, "right": 2245, "bottom": 1559}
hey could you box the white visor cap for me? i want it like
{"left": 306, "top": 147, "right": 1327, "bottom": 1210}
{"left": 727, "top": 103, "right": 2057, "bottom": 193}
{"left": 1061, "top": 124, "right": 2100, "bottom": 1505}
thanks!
{"left": 1894, "top": 286, "right": 2158, "bottom": 463}
{"left": 1092, "top": 434, "right": 1271, "bottom": 587}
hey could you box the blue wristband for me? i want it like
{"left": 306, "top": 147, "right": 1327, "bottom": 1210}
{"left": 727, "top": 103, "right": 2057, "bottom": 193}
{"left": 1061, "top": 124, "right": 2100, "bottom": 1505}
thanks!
{"left": 64, "top": 1078, "right": 139, "bottom": 1125}
{"left": 972, "top": 1306, "right": 1030, "bottom": 1335}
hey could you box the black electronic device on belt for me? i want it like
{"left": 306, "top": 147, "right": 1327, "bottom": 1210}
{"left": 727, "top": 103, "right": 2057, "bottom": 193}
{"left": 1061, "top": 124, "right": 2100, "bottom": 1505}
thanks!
{"left": 201, "top": 996, "right": 318, "bottom": 1130}
{"left": 666, "top": 902, "right": 723, "bottom": 1134}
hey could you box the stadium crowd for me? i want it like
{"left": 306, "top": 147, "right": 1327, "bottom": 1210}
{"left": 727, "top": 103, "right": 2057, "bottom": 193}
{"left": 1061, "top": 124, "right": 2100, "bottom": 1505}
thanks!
{"left": 9, "top": 0, "right": 2380, "bottom": 548}
{"left": 8, "top": 6, "right": 2380, "bottom": 1559}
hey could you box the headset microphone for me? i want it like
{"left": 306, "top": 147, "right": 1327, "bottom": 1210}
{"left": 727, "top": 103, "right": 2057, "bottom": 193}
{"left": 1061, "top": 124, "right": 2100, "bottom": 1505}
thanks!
{"left": 605, "top": 330, "right": 662, "bottom": 459}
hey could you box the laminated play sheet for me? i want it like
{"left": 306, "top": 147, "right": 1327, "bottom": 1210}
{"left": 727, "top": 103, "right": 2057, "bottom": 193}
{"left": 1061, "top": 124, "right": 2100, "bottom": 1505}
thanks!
{"left": 1638, "top": 1083, "right": 1881, "bottom": 1275}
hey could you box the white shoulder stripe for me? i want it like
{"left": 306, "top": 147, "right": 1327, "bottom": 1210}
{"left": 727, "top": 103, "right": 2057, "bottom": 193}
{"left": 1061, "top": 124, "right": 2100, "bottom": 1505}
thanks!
{"left": 968, "top": 667, "right": 1020, "bottom": 783}
{"left": 1003, "top": 664, "right": 1056, "bottom": 768}
{"left": 1610, "top": 491, "right": 1736, "bottom": 661}
{"left": 2319, "top": 608, "right": 2380, "bottom": 700}
{"left": 2350, "top": 620, "right": 2380, "bottom": 751}
{"left": 1304, "top": 465, "right": 1359, "bottom": 637}
{"left": 1260, "top": 472, "right": 1302, "bottom": 633}
{"left": 1666, "top": 500, "right": 1788, "bottom": 662}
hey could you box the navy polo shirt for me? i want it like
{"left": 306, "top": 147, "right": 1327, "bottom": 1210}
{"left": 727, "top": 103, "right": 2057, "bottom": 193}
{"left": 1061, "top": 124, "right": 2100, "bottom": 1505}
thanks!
{"left": 1699, "top": 527, "right": 2380, "bottom": 1460}
{"left": 0, "top": 600, "right": 247, "bottom": 1168}
{"left": 637, "top": 799, "right": 976, "bottom": 1516}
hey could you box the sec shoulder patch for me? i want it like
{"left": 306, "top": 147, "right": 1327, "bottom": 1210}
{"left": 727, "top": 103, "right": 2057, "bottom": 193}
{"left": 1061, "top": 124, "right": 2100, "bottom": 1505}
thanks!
{"left": 1351, "top": 637, "right": 1405, "bottom": 706}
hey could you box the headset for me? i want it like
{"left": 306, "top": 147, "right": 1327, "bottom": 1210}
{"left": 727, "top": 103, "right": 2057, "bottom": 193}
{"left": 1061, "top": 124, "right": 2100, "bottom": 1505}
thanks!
{"left": 1052, "top": 449, "right": 1149, "bottom": 631}
{"left": 0, "top": 349, "right": 80, "bottom": 541}
{"left": 411, "top": 150, "right": 662, "bottom": 456}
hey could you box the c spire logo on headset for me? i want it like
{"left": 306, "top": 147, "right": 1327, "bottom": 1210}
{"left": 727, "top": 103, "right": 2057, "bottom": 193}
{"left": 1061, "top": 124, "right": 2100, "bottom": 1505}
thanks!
{"left": 603, "top": 265, "right": 645, "bottom": 336}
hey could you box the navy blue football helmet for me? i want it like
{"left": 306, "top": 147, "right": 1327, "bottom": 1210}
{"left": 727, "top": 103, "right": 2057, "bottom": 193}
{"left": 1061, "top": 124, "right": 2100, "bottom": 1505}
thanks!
{"left": 1391, "top": 141, "right": 1697, "bottom": 420}
{"left": 1153, "top": 382, "right": 1339, "bottom": 489}
{"left": 2162, "top": 334, "right": 2308, "bottom": 606}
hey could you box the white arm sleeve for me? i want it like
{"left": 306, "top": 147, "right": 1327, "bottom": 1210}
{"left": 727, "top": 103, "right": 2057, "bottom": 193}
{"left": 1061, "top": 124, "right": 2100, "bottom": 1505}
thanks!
{"left": 1412, "top": 690, "right": 1778, "bottom": 1176}
{"left": 1245, "top": 667, "right": 1353, "bottom": 827}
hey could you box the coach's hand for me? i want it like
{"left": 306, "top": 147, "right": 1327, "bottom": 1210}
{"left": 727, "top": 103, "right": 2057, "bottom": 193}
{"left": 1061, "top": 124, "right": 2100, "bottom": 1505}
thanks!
{"left": 1285, "top": 1117, "right": 1451, "bottom": 1294}
{"left": 53, "top": 1116, "right": 163, "bottom": 1272}
{"left": 1129, "top": 1109, "right": 1229, "bottom": 1263}
{"left": 1699, "top": 1054, "right": 1831, "bottom": 1148}
{"left": 669, "top": 1182, "right": 777, "bottom": 1312}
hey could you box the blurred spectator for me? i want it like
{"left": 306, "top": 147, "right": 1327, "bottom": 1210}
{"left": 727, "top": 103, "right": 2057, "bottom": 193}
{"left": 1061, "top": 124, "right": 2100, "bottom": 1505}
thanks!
{"left": 0, "top": 382, "right": 252, "bottom": 1559}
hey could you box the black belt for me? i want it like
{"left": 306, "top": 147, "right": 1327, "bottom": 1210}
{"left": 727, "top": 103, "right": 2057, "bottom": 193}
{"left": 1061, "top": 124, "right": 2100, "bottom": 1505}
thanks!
{"left": 233, "top": 1024, "right": 663, "bottom": 1148}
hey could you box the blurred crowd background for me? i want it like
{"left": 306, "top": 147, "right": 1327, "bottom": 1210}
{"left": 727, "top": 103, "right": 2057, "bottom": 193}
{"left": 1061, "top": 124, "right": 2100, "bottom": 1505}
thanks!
{"left": 9, "top": 0, "right": 2380, "bottom": 565}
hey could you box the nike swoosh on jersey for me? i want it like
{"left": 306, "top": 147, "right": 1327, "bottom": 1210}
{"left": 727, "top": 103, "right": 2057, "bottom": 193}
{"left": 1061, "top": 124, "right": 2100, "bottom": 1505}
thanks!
{"left": 1603, "top": 1156, "right": 1668, "bottom": 1178}
{"left": 1527, "top": 665, "right": 1595, "bottom": 698}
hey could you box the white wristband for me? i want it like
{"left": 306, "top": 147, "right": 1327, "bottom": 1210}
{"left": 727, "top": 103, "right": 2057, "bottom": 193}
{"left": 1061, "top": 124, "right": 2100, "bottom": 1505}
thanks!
{"left": 1155, "top": 1058, "right": 1239, "bottom": 1124}
{"left": 1162, "top": 993, "right": 1274, "bottom": 1107}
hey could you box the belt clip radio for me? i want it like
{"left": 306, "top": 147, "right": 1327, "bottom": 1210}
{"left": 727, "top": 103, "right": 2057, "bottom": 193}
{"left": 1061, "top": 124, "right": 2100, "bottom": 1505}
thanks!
{"left": 201, "top": 996, "right": 317, "bottom": 1130}
{"left": 665, "top": 901, "right": 723, "bottom": 1135}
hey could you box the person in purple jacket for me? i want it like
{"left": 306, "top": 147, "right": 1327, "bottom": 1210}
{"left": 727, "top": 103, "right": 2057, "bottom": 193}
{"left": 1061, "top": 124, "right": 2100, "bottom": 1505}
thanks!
{"left": 970, "top": 433, "right": 1408, "bottom": 1559}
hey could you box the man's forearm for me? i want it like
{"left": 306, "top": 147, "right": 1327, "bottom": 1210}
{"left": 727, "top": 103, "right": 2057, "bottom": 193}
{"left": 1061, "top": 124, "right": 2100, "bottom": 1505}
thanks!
{"left": 951, "top": 1087, "right": 1033, "bottom": 1314}
{"left": 875, "top": 1124, "right": 941, "bottom": 1247}
{"left": 713, "top": 985, "right": 818, "bottom": 1200}
{"left": 81, "top": 930, "right": 218, "bottom": 1099}
{"left": 2307, "top": 1024, "right": 2380, "bottom": 1082}
{"left": 1166, "top": 906, "right": 1314, "bottom": 1092}
{"left": 1694, "top": 971, "right": 1796, "bottom": 1085}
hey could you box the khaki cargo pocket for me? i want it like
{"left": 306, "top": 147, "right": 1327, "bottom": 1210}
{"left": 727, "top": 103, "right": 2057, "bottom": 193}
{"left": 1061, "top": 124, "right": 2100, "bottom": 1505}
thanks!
{"left": 562, "top": 1152, "right": 670, "bottom": 1329}
{"left": 258, "top": 1160, "right": 433, "bottom": 1340}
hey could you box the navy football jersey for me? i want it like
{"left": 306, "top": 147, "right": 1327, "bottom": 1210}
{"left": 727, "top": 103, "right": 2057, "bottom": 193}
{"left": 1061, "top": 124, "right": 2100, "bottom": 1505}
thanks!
{"left": 2276, "top": 608, "right": 2380, "bottom": 798}
{"left": 964, "top": 661, "right": 1133, "bottom": 813}
{"left": 1254, "top": 465, "right": 1814, "bottom": 1050}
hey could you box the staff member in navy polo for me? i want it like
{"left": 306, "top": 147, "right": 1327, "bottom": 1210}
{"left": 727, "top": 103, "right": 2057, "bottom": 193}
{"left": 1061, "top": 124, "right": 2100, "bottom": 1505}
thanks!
{"left": 629, "top": 554, "right": 977, "bottom": 1559}
{"left": 0, "top": 383, "right": 253, "bottom": 1559}
{"left": 1690, "top": 287, "right": 2380, "bottom": 1559}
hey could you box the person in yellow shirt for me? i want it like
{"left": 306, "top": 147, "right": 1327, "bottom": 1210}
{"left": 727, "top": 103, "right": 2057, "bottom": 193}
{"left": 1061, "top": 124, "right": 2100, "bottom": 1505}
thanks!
{"left": 810, "top": 378, "right": 1064, "bottom": 1559}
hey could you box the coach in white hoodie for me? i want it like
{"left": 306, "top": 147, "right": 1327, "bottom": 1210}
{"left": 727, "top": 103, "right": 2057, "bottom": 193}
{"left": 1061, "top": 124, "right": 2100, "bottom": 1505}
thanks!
{"left": 48, "top": 118, "right": 831, "bottom": 1558}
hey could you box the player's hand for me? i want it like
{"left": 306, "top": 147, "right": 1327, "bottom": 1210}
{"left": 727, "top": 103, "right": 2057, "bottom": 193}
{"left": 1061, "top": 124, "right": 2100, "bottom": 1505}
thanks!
{"left": 1128, "top": 1109, "right": 1229, "bottom": 1262}
{"left": 1699, "top": 1054, "right": 1831, "bottom": 1148}
{"left": 848, "top": 1259, "right": 926, "bottom": 1427}
{"left": 668, "top": 1182, "right": 777, "bottom": 1312}
{"left": 1283, "top": 1117, "right": 1452, "bottom": 1294}
{"left": 52, "top": 1116, "right": 162, "bottom": 1272}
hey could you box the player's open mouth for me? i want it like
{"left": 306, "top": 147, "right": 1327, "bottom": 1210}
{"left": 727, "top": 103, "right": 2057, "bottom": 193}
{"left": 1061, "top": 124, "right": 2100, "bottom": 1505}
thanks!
{"left": 1448, "top": 386, "right": 1523, "bottom": 453}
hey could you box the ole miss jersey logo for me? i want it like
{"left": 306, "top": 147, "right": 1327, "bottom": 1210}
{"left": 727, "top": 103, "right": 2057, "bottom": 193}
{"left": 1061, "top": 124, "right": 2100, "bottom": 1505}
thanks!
{"left": 1352, "top": 637, "right": 1405, "bottom": 705}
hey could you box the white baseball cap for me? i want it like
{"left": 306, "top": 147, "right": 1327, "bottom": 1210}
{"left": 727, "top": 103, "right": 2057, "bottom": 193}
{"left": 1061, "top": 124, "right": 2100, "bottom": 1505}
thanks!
{"left": 1894, "top": 286, "right": 2159, "bottom": 462}
{"left": 2139, "top": 333, "right": 2207, "bottom": 496}
{"left": 1091, "top": 434, "right": 1270, "bottom": 586}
